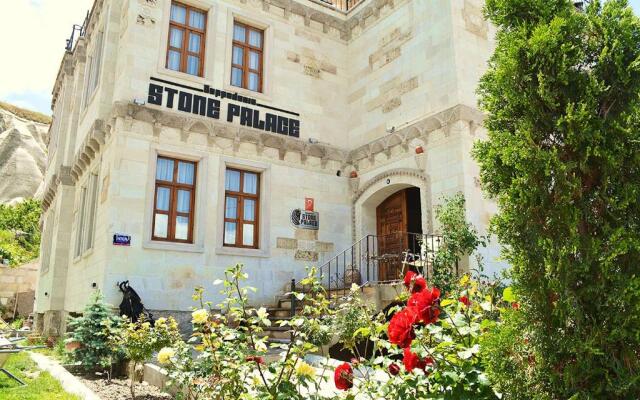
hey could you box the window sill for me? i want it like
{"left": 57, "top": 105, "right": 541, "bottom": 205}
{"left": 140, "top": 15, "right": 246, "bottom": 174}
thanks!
{"left": 215, "top": 246, "right": 270, "bottom": 258}
{"left": 222, "top": 82, "right": 272, "bottom": 103}
{"left": 157, "top": 68, "right": 209, "bottom": 87}
{"left": 143, "top": 240, "right": 205, "bottom": 253}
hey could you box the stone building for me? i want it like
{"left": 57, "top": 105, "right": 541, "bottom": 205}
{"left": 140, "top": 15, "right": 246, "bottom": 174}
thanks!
{"left": 36, "top": 0, "right": 502, "bottom": 334}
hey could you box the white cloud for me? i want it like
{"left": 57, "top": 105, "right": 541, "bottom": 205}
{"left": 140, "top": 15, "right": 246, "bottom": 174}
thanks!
{"left": 0, "top": 0, "right": 93, "bottom": 112}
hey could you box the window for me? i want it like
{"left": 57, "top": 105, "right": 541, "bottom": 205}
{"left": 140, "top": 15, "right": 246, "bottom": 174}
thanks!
{"left": 83, "top": 30, "right": 104, "bottom": 107}
{"left": 166, "top": 2, "right": 207, "bottom": 76}
{"left": 153, "top": 157, "right": 197, "bottom": 243}
{"left": 231, "top": 22, "right": 263, "bottom": 92}
{"left": 74, "top": 171, "right": 100, "bottom": 258}
{"left": 74, "top": 187, "right": 87, "bottom": 258}
{"left": 224, "top": 168, "right": 259, "bottom": 248}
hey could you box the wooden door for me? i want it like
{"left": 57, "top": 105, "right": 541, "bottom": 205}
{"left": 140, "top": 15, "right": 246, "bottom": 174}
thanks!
{"left": 376, "top": 189, "right": 408, "bottom": 281}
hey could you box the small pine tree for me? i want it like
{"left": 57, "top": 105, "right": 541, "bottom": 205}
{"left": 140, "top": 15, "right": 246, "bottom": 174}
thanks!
{"left": 66, "top": 291, "right": 123, "bottom": 373}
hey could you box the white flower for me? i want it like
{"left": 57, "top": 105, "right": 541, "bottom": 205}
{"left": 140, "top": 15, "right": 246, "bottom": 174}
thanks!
{"left": 157, "top": 347, "right": 175, "bottom": 365}
{"left": 191, "top": 309, "right": 209, "bottom": 324}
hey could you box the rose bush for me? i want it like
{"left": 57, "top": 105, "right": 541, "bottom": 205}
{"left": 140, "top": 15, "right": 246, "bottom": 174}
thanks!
{"left": 140, "top": 264, "right": 510, "bottom": 399}
{"left": 330, "top": 272, "right": 507, "bottom": 399}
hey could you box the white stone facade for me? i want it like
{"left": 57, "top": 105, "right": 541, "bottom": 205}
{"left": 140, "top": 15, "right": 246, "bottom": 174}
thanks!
{"left": 36, "top": 0, "right": 503, "bottom": 335}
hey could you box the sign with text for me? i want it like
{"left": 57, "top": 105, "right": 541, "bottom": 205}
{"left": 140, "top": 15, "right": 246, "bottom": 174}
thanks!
{"left": 113, "top": 234, "right": 131, "bottom": 246}
{"left": 291, "top": 209, "right": 319, "bottom": 230}
{"left": 147, "top": 78, "right": 300, "bottom": 137}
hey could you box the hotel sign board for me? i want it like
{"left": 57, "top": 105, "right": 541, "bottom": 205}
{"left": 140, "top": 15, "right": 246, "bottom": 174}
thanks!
{"left": 147, "top": 77, "right": 300, "bottom": 138}
{"left": 291, "top": 209, "right": 319, "bottom": 231}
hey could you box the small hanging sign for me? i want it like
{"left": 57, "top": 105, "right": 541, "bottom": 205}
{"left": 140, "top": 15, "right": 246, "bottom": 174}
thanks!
{"left": 113, "top": 234, "right": 131, "bottom": 246}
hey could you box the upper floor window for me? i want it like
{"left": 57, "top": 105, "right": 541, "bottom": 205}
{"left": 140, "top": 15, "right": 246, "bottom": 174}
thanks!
{"left": 74, "top": 171, "right": 100, "bottom": 258}
{"left": 231, "top": 22, "right": 263, "bottom": 92}
{"left": 224, "top": 168, "right": 260, "bottom": 248}
{"left": 166, "top": 2, "right": 207, "bottom": 77}
{"left": 153, "top": 157, "right": 197, "bottom": 243}
{"left": 83, "top": 30, "right": 104, "bottom": 108}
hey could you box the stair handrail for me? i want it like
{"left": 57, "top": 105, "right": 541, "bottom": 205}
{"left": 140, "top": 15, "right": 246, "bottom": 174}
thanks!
{"left": 317, "top": 232, "right": 443, "bottom": 298}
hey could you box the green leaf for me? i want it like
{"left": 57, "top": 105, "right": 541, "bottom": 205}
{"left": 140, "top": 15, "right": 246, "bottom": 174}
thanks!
{"left": 502, "top": 287, "right": 516, "bottom": 303}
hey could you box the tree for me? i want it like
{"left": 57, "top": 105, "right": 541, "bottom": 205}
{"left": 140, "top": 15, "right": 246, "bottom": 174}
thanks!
{"left": 432, "top": 193, "right": 486, "bottom": 293}
{"left": 473, "top": 0, "right": 640, "bottom": 397}
{"left": 66, "top": 291, "right": 123, "bottom": 374}
{"left": 0, "top": 199, "right": 41, "bottom": 265}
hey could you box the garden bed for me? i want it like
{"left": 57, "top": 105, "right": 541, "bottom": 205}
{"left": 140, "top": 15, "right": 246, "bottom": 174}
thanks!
{"left": 77, "top": 375, "right": 171, "bottom": 400}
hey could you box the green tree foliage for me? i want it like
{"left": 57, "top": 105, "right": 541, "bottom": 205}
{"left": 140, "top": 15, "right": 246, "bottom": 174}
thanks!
{"left": 66, "top": 291, "right": 123, "bottom": 373}
{"left": 474, "top": 0, "right": 640, "bottom": 397}
{"left": 0, "top": 199, "right": 41, "bottom": 266}
{"left": 432, "top": 193, "right": 486, "bottom": 293}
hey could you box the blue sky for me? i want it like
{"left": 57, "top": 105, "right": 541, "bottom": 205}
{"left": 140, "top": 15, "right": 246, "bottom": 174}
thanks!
{"left": 0, "top": 0, "right": 639, "bottom": 116}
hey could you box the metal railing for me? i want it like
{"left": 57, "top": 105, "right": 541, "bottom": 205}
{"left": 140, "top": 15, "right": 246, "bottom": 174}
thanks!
{"left": 318, "top": 0, "right": 364, "bottom": 12}
{"left": 65, "top": 11, "right": 89, "bottom": 51}
{"left": 318, "top": 232, "right": 443, "bottom": 298}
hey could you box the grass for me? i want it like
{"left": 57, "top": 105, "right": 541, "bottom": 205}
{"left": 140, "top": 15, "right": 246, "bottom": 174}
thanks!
{"left": 0, "top": 101, "right": 51, "bottom": 124}
{"left": 0, "top": 351, "right": 80, "bottom": 400}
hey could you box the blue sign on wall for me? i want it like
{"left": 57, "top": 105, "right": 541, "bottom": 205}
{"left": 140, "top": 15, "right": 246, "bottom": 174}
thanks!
{"left": 113, "top": 234, "right": 131, "bottom": 246}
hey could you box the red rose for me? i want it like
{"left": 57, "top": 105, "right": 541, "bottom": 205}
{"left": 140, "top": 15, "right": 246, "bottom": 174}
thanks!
{"left": 402, "top": 348, "right": 434, "bottom": 372}
{"left": 407, "top": 287, "right": 441, "bottom": 324}
{"left": 245, "top": 356, "right": 264, "bottom": 364}
{"left": 388, "top": 363, "right": 401, "bottom": 376}
{"left": 403, "top": 271, "right": 427, "bottom": 293}
{"left": 388, "top": 307, "right": 418, "bottom": 348}
{"left": 403, "top": 271, "right": 417, "bottom": 289}
{"left": 459, "top": 296, "right": 471, "bottom": 307}
{"left": 334, "top": 362, "right": 354, "bottom": 390}
{"left": 511, "top": 302, "right": 520, "bottom": 310}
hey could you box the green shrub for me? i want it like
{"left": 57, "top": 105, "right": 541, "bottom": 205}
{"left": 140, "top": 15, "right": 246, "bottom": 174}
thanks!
{"left": 66, "top": 291, "right": 123, "bottom": 373}
{"left": 474, "top": 0, "right": 640, "bottom": 397}
{"left": 432, "top": 193, "right": 487, "bottom": 293}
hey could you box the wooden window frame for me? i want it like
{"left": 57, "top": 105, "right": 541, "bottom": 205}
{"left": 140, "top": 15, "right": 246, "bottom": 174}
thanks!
{"left": 166, "top": 1, "right": 207, "bottom": 77}
{"left": 231, "top": 21, "right": 264, "bottom": 92}
{"left": 152, "top": 156, "right": 197, "bottom": 244}
{"left": 223, "top": 168, "right": 260, "bottom": 249}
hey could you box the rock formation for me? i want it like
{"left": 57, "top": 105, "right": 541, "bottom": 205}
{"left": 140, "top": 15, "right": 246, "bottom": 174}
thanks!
{"left": 0, "top": 103, "right": 50, "bottom": 204}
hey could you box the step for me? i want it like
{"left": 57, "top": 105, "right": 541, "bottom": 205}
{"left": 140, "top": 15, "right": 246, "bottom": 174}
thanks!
{"left": 266, "top": 307, "right": 296, "bottom": 318}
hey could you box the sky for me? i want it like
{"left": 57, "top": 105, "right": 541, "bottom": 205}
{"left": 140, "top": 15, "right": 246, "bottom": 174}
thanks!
{"left": 0, "top": 0, "right": 638, "bottom": 116}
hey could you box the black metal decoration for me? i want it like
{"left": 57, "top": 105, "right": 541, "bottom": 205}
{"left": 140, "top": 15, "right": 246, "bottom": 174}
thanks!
{"left": 117, "top": 281, "right": 155, "bottom": 324}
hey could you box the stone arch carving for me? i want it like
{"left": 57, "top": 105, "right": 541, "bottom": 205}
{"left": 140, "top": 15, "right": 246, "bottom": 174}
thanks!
{"left": 351, "top": 168, "right": 432, "bottom": 242}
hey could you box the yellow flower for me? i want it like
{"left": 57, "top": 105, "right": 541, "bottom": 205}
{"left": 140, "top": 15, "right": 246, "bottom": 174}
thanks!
{"left": 191, "top": 309, "right": 209, "bottom": 324}
{"left": 296, "top": 361, "right": 316, "bottom": 379}
{"left": 155, "top": 317, "right": 167, "bottom": 326}
{"left": 157, "top": 347, "right": 175, "bottom": 365}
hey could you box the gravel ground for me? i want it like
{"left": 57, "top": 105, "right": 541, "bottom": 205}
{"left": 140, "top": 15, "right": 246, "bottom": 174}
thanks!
{"left": 78, "top": 376, "right": 172, "bottom": 400}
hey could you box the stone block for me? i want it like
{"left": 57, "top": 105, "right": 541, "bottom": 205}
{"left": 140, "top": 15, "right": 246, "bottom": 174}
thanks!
{"left": 294, "top": 250, "right": 318, "bottom": 262}
{"left": 382, "top": 97, "right": 401, "bottom": 113}
{"left": 276, "top": 237, "right": 298, "bottom": 249}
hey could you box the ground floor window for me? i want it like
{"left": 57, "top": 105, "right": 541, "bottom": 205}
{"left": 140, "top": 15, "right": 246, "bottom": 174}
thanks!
{"left": 152, "top": 156, "right": 197, "bottom": 243}
{"left": 224, "top": 168, "right": 259, "bottom": 248}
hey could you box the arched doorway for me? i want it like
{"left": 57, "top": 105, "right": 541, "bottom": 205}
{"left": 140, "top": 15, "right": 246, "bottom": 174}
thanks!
{"left": 376, "top": 187, "right": 422, "bottom": 281}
